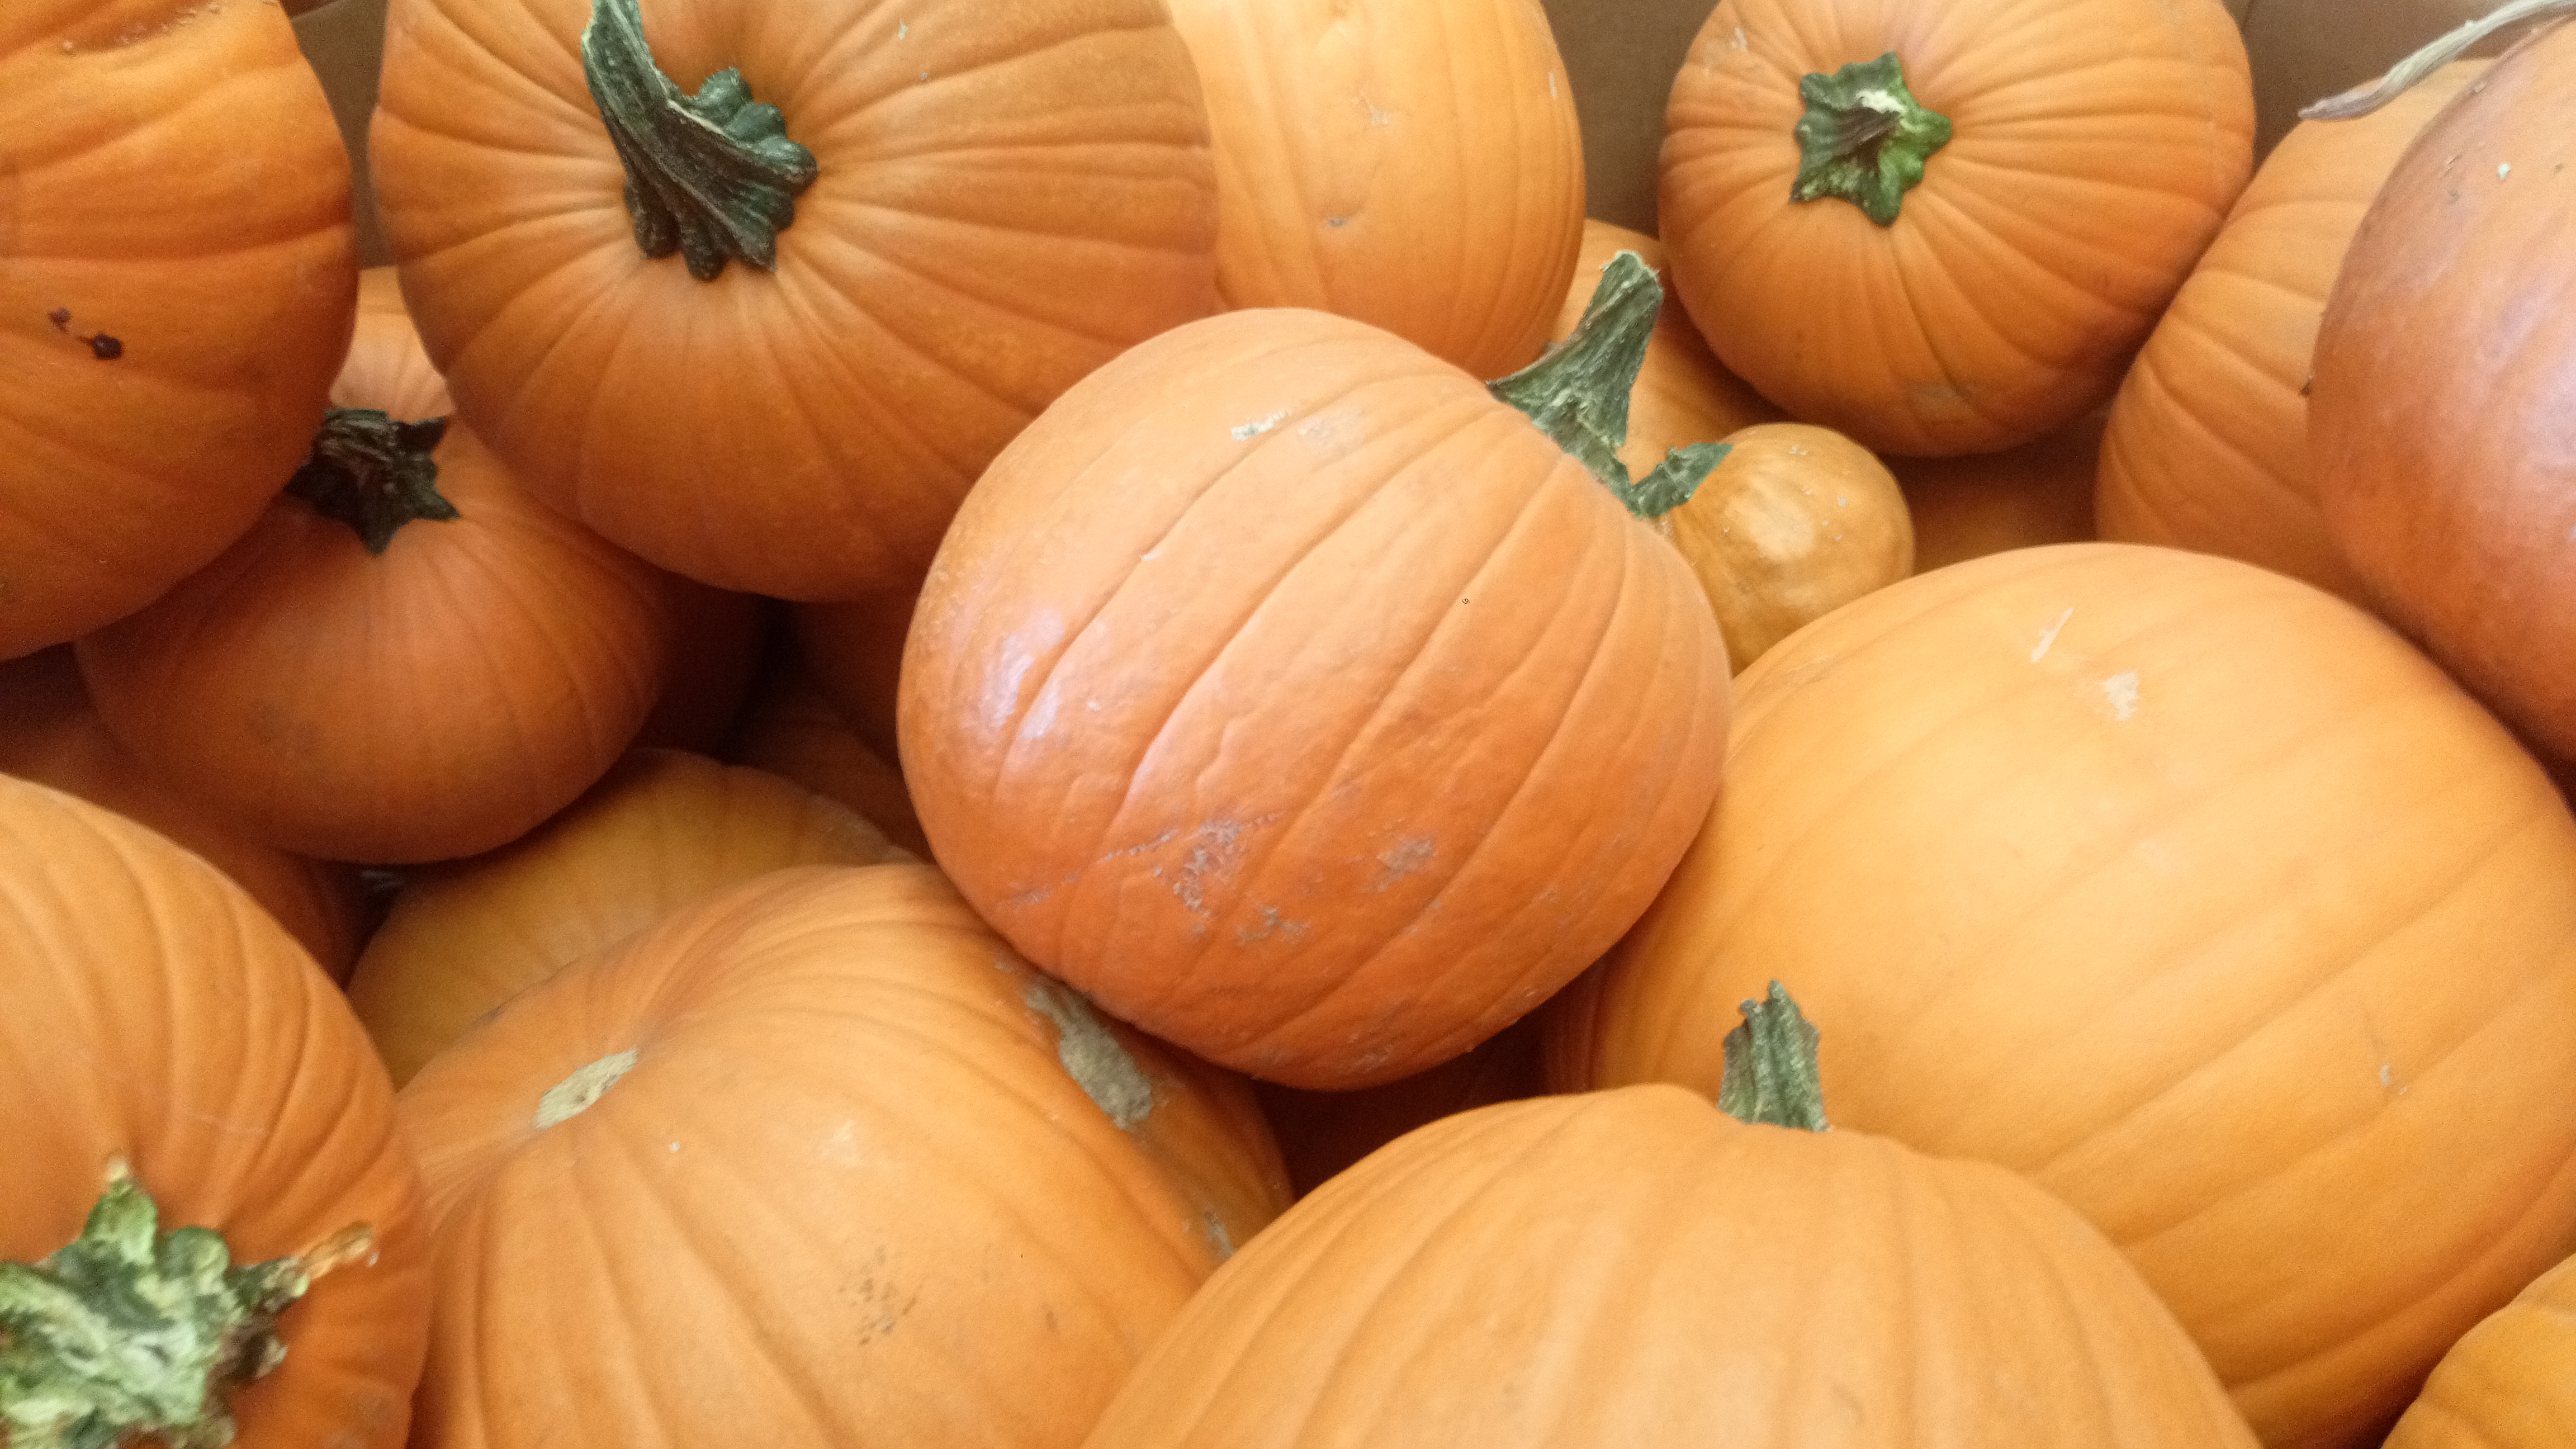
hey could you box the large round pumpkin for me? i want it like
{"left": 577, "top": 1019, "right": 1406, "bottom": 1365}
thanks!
{"left": 2096, "top": 61, "right": 2484, "bottom": 602}
{"left": 0, "top": 774, "right": 428, "bottom": 1448}
{"left": 2383, "top": 1249, "right": 2576, "bottom": 1448}
{"left": 368, "top": 0, "right": 1221, "bottom": 599}
{"left": 1551, "top": 542, "right": 2576, "bottom": 1448}
{"left": 898, "top": 297, "right": 1730, "bottom": 1090}
{"left": 2309, "top": 16, "right": 2576, "bottom": 767}
{"left": 1657, "top": 0, "right": 2253, "bottom": 455}
{"left": 399, "top": 862, "right": 1287, "bottom": 1449}
{"left": 0, "top": 0, "right": 356, "bottom": 659}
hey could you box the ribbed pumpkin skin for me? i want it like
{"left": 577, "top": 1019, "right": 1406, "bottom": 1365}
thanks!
{"left": 2384, "top": 1252, "right": 2576, "bottom": 1449}
{"left": 1658, "top": 0, "right": 2252, "bottom": 456}
{"left": 898, "top": 307, "right": 1730, "bottom": 1090}
{"left": 0, "top": 775, "right": 429, "bottom": 1448}
{"left": 1552, "top": 543, "right": 2576, "bottom": 1449}
{"left": 2310, "top": 22, "right": 2576, "bottom": 767}
{"left": 1081, "top": 1085, "right": 2262, "bottom": 1448}
{"left": 370, "top": 0, "right": 1220, "bottom": 600}
{"left": 719, "top": 650, "right": 927, "bottom": 854}
{"left": 400, "top": 863, "right": 1281, "bottom": 1449}
{"left": 345, "top": 747, "right": 908, "bottom": 1086}
{"left": 2096, "top": 62, "right": 2483, "bottom": 602}
{"left": 0, "top": 0, "right": 356, "bottom": 659}
{"left": 1167, "top": 0, "right": 1583, "bottom": 379}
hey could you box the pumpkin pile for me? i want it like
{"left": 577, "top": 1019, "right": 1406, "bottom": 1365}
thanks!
{"left": 7, "top": 0, "right": 2575, "bottom": 1446}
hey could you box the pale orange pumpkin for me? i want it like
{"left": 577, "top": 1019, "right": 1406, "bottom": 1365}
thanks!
{"left": 1889, "top": 409, "right": 2105, "bottom": 572}
{"left": 2383, "top": 1249, "right": 2576, "bottom": 1448}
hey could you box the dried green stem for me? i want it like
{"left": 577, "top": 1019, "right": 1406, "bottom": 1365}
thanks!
{"left": 2302, "top": 0, "right": 2576, "bottom": 119}
{"left": 286, "top": 409, "right": 456, "bottom": 555}
{"left": 1717, "top": 982, "right": 1830, "bottom": 1131}
{"left": 1791, "top": 51, "right": 1952, "bottom": 226}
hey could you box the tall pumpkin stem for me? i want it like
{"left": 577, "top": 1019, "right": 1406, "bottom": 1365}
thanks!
{"left": 1717, "top": 982, "right": 1831, "bottom": 1131}
{"left": 1486, "top": 250, "right": 1731, "bottom": 521}
{"left": 1791, "top": 51, "right": 1952, "bottom": 226}
{"left": 0, "top": 1161, "right": 373, "bottom": 1449}
{"left": 286, "top": 409, "right": 457, "bottom": 555}
{"left": 581, "top": 0, "right": 818, "bottom": 281}
{"left": 2303, "top": 0, "right": 2576, "bottom": 119}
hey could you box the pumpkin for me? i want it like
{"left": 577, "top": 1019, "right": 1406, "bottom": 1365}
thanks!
{"left": 344, "top": 746, "right": 910, "bottom": 1086}
{"left": 2383, "top": 1248, "right": 2576, "bottom": 1448}
{"left": 1252, "top": 1012, "right": 1546, "bottom": 1199}
{"left": 0, "top": 774, "right": 428, "bottom": 1448}
{"left": 0, "top": 647, "right": 371, "bottom": 979}
{"left": 73, "top": 269, "right": 694, "bottom": 864}
{"left": 1888, "top": 409, "right": 2105, "bottom": 572}
{"left": 2309, "top": 11, "right": 2576, "bottom": 768}
{"left": 1164, "top": 0, "right": 1583, "bottom": 380}
{"left": 791, "top": 586, "right": 917, "bottom": 770}
{"left": 1548, "top": 221, "right": 1780, "bottom": 475}
{"left": 720, "top": 641, "right": 929, "bottom": 854}
{"left": 2096, "top": 61, "right": 2485, "bottom": 603}
{"left": 898, "top": 258, "right": 1731, "bottom": 1090}
{"left": 399, "top": 862, "right": 1289, "bottom": 1448}
{"left": 1081, "top": 989, "right": 2262, "bottom": 1448}
{"left": 1657, "top": 0, "right": 2253, "bottom": 455}
{"left": 1, "top": 0, "right": 357, "bottom": 659}
{"left": 368, "top": 0, "right": 1220, "bottom": 600}
{"left": 1548, "top": 542, "right": 2576, "bottom": 1448}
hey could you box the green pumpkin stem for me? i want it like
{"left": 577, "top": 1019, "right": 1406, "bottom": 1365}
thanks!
{"left": 581, "top": 0, "right": 818, "bottom": 281}
{"left": 2302, "top": 0, "right": 2576, "bottom": 119}
{"left": 1791, "top": 51, "right": 1952, "bottom": 226}
{"left": 1486, "top": 250, "right": 1731, "bottom": 521}
{"left": 0, "top": 1161, "right": 373, "bottom": 1449}
{"left": 1716, "top": 982, "right": 1831, "bottom": 1132}
{"left": 286, "top": 408, "right": 457, "bottom": 555}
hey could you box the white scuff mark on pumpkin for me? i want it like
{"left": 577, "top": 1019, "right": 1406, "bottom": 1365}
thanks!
{"left": 1360, "top": 95, "right": 1394, "bottom": 127}
{"left": 1202, "top": 1208, "right": 1235, "bottom": 1261}
{"left": 896, "top": 18, "right": 906, "bottom": 37}
{"left": 1024, "top": 979, "right": 1155, "bottom": 1130}
{"left": 1730, "top": 23, "right": 1748, "bottom": 49}
{"left": 1236, "top": 905, "right": 1311, "bottom": 946}
{"left": 819, "top": 1120, "right": 860, "bottom": 1167}
{"left": 1325, "top": 216, "right": 1349, "bottom": 228}
{"left": 1547, "top": 71, "right": 1557, "bottom": 98}
{"left": 1232, "top": 410, "right": 1287, "bottom": 440}
{"left": 2499, "top": 162, "right": 2513, "bottom": 179}
{"left": 535, "top": 1049, "right": 640, "bottom": 1129}
{"left": 2030, "top": 607, "right": 2075, "bottom": 662}
{"left": 1367, "top": 836, "right": 1436, "bottom": 892}
{"left": 918, "top": 70, "right": 930, "bottom": 82}
{"left": 668, "top": 1142, "right": 680, "bottom": 1153}
{"left": 1173, "top": 816, "right": 1276, "bottom": 915}
{"left": 2102, "top": 671, "right": 2141, "bottom": 721}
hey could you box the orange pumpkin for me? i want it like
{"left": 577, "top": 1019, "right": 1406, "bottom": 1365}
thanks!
{"left": 344, "top": 747, "right": 910, "bottom": 1085}
{"left": 369, "top": 0, "right": 1221, "bottom": 599}
{"left": 899, "top": 268, "right": 1730, "bottom": 1090}
{"left": 1658, "top": 0, "right": 2253, "bottom": 455}
{"left": 2309, "top": 14, "right": 2576, "bottom": 767}
{"left": 1, "top": 0, "right": 357, "bottom": 659}
{"left": 2096, "top": 61, "right": 2484, "bottom": 602}
{"left": 1165, "top": 0, "right": 1584, "bottom": 378}
{"left": 1, "top": 774, "right": 428, "bottom": 1448}
{"left": 399, "top": 863, "right": 1288, "bottom": 1448}
{"left": 2383, "top": 1249, "right": 2576, "bottom": 1448}
{"left": 73, "top": 270, "right": 693, "bottom": 864}
{"left": 719, "top": 642, "right": 929, "bottom": 854}
{"left": 1082, "top": 991, "right": 2261, "bottom": 1448}
{"left": 1252, "top": 1013, "right": 1546, "bottom": 1199}
{"left": 1888, "top": 409, "right": 2105, "bottom": 572}
{"left": 790, "top": 586, "right": 916, "bottom": 770}
{"left": 1551, "top": 542, "right": 2576, "bottom": 1448}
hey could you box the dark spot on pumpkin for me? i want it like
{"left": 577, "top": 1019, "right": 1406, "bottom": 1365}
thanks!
{"left": 46, "top": 308, "right": 70, "bottom": 331}
{"left": 88, "top": 334, "right": 122, "bottom": 361}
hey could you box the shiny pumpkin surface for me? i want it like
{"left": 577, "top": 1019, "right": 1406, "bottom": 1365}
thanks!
{"left": 370, "top": 0, "right": 1221, "bottom": 599}
{"left": 1555, "top": 542, "right": 2576, "bottom": 1448}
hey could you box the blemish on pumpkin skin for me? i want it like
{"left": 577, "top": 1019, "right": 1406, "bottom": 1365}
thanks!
{"left": 1023, "top": 980, "right": 1155, "bottom": 1130}
{"left": 1235, "top": 906, "right": 1311, "bottom": 946}
{"left": 2030, "top": 607, "right": 2074, "bottom": 662}
{"left": 1232, "top": 410, "right": 1287, "bottom": 441}
{"left": 534, "top": 1049, "right": 640, "bottom": 1129}
{"left": 1366, "top": 836, "right": 1435, "bottom": 892}
{"left": 2101, "top": 671, "right": 2141, "bottom": 721}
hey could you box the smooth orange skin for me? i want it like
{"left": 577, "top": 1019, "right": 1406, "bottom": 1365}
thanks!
{"left": 898, "top": 307, "right": 1730, "bottom": 1090}
{"left": 74, "top": 283, "right": 691, "bottom": 865}
{"left": 2385, "top": 1251, "right": 2576, "bottom": 1448}
{"left": 0, "top": 648, "right": 371, "bottom": 979}
{"left": 0, "top": 0, "right": 357, "bottom": 658}
{"left": 2310, "top": 22, "right": 2576, "bottom": 768}
{"left": 344, "top": 747, "right": 909, "bottom": 1086}
{"left": 1168, "top": 0, "right": 1585, "bottom": 380}
{"left": 399, "top": 863, "right": 1288, "bottom": 1449}
{"left": 1081, "top": 1086, "right": 2262, "bottom": 1448}
{"left": 1, "top": 775, "right": 429, "bottom": 1448}
{"left": 2097, "top": 61, "right": 2483, "bottom": 603}
{"left": 1659, "top": 0, "right": 2252, "bottom": 456}
{"left": 1551, "top": 542, "right": 2576, "bottom": 1448}
{"left": 370, "top": 0, "right": 1221, "bottom": 600}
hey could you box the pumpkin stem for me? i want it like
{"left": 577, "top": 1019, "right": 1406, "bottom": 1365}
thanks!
{"left": 581, "top": 0, "right": 817, "bottom": 281}
{"left": 1486, "top": 250, "right": 1731, "bottom": 522}
{"left": 286, "top": 408, "right": 457, "bottom": 555}
{"left": 2301, "top": 0, "right": 2576, "bottom": 119}
{"left": 1716, "top": 982, "right": 1831, "bottom": 1131}
{"left": 1791, "top": 51, "right": 1952, "bottom": 226}
{"left": 0, "top": 1161, "right": 373, "bottom": 1449}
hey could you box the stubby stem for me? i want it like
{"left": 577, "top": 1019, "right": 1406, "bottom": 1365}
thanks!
{"left": 1486, "top": 251, "right": 1731, "bottom": 520}
{"left": 0, "top": 1161, "right": 373, "bottom": 1449}
{"left": 581, "top": 0, "right": 818, "bottom": 281}
{"left": 1791, "top": 51, "right": 1952, "bottom": 226}
{"left": 2303, "top": 0, "right": 2576, "bottom": 118}
{"left": 286, "top": 409, "right": 456, "bottom": 555}
{"left": 1717, "top": 982, "right": 1831, "bottom": 1131}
